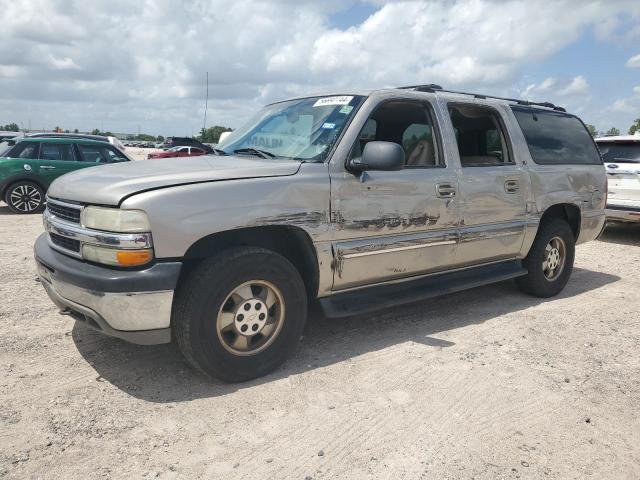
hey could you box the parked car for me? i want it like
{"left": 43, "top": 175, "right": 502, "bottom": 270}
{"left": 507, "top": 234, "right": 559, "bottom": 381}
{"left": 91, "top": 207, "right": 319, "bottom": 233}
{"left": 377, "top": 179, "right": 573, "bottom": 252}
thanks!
{"left": 35, "top": 85, "right": 605, "bottom": 382}
{"left": 162, "top": 136, "right": 213, "bottom": 153}
{"left": 595, "top": 133, "right": 640, "bottom": 223}
{"left": 147, "top": 146, "right": 207, "bottom": 159}
{"left": 1, "top": 137, "right": 131, "bottom": 213}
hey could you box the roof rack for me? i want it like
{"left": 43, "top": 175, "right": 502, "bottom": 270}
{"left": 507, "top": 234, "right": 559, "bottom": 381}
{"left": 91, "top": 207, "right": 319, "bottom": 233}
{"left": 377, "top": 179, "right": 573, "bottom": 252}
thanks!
{"left": 397, "top": 84, "right": 566, "bottom": 112}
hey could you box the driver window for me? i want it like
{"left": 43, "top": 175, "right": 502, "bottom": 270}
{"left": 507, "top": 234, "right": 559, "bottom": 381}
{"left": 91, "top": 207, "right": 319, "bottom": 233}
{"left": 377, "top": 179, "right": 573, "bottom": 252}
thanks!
{"left": 351, "top": 100, "right": 441, "bottom": 167}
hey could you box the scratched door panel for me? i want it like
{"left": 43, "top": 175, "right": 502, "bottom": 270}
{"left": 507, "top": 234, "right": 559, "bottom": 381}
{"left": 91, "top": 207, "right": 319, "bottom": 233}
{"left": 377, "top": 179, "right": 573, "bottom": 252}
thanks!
{"left": 455, "top": 166, "right": 527, "bottom": 265}
{"left": 330, "top": 169, "right": 458, "bottom": 289}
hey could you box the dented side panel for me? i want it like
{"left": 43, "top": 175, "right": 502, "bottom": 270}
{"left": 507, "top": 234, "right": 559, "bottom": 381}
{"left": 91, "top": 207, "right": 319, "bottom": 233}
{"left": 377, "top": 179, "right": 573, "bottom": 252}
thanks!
{"left": 122, "top": 162, "right": 335, "bottom": 294}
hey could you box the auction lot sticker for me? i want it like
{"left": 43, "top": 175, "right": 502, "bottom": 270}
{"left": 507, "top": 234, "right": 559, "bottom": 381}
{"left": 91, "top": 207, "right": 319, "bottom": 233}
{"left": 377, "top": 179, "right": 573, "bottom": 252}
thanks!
{"left": 313, "top": 96, "right": 353, "bottom": 107}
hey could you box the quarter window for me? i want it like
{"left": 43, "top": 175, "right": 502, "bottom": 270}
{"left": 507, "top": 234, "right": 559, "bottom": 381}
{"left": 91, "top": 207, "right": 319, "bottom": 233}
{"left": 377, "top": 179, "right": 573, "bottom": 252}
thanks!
{"left": 511, "top": 107, "right": 601, "bottom": 165}
{"left": 448, "top": 105, "right": 512, "bottom": 166}
{"left": 39, "top": 143, "right": 75, "bottom": 161}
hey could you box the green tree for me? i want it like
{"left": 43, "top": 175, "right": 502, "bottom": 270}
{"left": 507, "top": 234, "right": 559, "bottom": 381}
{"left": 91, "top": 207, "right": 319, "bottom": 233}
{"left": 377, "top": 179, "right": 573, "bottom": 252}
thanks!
{"left": 585, "top": 124, "right": 599, "bottom": 138}
{"left": 156, "top": 135, "right": 164, "bottom": 142}
{"left": 0, "top": 122, "right": 20, "bottom": 132}
{"left": 133, "top": 133, "right": 156, "bottom": 141}
{"left": 91, "top": 128, "right": 101, "bottom": 135}
{"left": 199, "top": 125, "right": 233, "bottom": 143}
{"left": 605, "top": 127, "right": 620, "bottom": 136}
{"left": 629, "top": 118, "right": 640, "bottom": 135}
{"left": 73, "top": 129, "right": 79, "bottom": 133}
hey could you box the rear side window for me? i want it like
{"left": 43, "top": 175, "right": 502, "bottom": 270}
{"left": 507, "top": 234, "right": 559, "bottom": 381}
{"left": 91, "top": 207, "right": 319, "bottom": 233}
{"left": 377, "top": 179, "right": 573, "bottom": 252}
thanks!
{"left": 448, "top": 104, "right": 512, "bottom": 166}
{"left": 77, "top": 144, "right": 127, "bottom": 163}
{"left": 511, "top": 107, "right": 602, "bottom": 165}
{"left": 40, "top": 143, "right": 75, "bottom": 161}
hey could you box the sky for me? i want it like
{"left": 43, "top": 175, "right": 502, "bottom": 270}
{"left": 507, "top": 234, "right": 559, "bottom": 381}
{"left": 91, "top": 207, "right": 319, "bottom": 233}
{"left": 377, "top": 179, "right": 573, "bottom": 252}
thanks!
{"left": 0, "top": 0, "right": 639, "bottom": 137}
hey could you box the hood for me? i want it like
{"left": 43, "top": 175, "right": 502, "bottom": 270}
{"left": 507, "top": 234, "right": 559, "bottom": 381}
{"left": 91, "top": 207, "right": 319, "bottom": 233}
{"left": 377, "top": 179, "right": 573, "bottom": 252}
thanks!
{"left": 47, "top": 155, "right": 302, "bottom": 205}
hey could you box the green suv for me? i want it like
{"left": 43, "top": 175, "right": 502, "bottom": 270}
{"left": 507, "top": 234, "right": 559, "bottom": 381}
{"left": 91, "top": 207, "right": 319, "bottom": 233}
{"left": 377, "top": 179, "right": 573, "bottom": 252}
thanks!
{"left": 0, "top": 137, "right": 131, "bottom": 213}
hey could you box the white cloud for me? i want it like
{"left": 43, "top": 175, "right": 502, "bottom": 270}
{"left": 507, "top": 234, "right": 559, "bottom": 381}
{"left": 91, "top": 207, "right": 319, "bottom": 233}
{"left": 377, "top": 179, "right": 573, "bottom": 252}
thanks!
{"left": 558, "top": 75, "right": 589, "bottom": 96}
{"left": 626, "top": 53, "right": 640, "bottom": 68}
{"left": 612, "top": 99, "right": 634, "bottom": 113}
{"left": 0, "top": 0, "right": 639, "bottom": 134}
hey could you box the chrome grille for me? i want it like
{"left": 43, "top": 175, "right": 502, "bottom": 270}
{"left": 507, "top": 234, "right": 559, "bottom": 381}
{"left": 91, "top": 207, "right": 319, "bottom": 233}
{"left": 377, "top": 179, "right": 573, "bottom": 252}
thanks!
{"left": 47, "top": 200, "right": 81, "bottom": 224}
{"left": 50, "top": 232, "right": 80, "bottom": 253}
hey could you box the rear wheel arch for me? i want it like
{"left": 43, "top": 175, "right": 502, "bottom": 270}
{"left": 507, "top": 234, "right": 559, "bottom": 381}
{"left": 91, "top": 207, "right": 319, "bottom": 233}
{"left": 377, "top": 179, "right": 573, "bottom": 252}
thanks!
{"left": 539, "top": 203, "right": 581, "bottom": 239}
{"left": 181, "top": 225, "right": 320, "bottom": 299}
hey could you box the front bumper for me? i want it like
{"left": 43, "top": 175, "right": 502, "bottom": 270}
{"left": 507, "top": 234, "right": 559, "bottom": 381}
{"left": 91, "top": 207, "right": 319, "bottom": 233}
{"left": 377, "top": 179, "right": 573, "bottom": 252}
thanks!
{"left": 606, "top": 206, "right": 640, "bottom": 223}
{"left": 34, "top": 234, "right": 181, "bottom": 345}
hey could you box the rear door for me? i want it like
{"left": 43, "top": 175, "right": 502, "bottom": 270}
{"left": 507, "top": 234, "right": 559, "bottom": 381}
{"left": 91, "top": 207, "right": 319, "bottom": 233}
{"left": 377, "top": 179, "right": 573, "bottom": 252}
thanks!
{"left": 445, "top": 103, "right": 528, "bottom": 266}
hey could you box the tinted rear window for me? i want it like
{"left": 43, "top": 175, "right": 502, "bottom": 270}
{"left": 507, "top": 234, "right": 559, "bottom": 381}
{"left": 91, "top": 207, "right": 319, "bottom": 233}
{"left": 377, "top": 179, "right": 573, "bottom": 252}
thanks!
{"left": 511, "top": 107, "right": 602, "bottom": 165}
{"left": 596, "top": 142, "right": 640, "bottom": 163}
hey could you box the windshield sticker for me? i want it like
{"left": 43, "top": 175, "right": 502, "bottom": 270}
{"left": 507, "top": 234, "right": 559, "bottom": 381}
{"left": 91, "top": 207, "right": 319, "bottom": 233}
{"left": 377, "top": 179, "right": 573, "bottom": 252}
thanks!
{"left": 339, "top": 105, "right": 354, "bottom": 114}
{"left": 321, "top": 122, "right": 336, "bottom": 129}
{"left": 313, "top": 96, "right": 354, "bottom": 107}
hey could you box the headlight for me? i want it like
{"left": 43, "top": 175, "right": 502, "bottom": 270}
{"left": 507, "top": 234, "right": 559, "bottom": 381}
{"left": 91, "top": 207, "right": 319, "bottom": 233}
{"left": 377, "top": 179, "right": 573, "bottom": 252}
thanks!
{"left": 81, "top": 206, "right": 151, "bottom": 233}
{"left": 83, "top": 244, "right": 153, "bottom": 267}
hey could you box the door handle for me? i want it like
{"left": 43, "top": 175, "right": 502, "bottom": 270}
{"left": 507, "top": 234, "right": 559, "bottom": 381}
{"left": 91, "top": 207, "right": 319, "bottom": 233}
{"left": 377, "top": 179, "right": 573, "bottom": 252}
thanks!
{"left": 40, "top": 165, "right": 56, "bottom": 170}
{"left": 504, "top": 180, "right": 519, "bottom": 193}
{"left": 436, "top": 183, "right": 456, "bottom": 198}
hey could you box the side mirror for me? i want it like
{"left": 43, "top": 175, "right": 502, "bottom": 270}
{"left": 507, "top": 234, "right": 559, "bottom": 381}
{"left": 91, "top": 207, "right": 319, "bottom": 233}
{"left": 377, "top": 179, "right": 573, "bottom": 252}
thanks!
{"left": 348, "top": 141, "right": 405, "bottom": 172}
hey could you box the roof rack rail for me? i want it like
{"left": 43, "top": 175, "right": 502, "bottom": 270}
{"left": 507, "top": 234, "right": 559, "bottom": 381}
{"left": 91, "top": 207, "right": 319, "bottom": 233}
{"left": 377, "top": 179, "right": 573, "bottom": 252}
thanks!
{"left": 396, "top": 84, "right": 566, "bottom": 112}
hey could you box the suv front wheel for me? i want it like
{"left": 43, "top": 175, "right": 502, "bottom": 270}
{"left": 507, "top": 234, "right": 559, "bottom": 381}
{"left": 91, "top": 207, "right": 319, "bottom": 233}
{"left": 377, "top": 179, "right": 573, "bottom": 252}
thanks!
{"left": 516, "top": 218, "right": 575, "bottom": 297}
{"left": 173, "top": 247, "right": 308, "bottom": 382}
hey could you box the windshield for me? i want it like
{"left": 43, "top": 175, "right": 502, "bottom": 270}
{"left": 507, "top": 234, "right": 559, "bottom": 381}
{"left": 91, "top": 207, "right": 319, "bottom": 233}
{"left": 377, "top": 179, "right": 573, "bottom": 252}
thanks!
{"left": 217, "top": 95, "right": 364, "bottom": 161}
{"left": 597, "top": 142, "right": 640, "bottom": 163}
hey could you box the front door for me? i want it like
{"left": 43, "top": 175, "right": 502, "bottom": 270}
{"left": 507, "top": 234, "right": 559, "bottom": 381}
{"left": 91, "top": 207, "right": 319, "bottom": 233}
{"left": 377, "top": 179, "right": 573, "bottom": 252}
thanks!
{"left": 330, "top": 99, "right": 459, "bottom": 290}
{"left": 446, "top": 103, "right": 527, "bottom": 266}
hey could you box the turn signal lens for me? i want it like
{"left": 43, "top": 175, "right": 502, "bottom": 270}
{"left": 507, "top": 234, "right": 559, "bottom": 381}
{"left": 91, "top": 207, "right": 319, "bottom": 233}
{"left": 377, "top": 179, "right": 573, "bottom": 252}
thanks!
{"left": 116, "top": 250, "right": 153, "bottom": 266}
{"left": 82, "top": 244, "right": 153, "bottom": 267}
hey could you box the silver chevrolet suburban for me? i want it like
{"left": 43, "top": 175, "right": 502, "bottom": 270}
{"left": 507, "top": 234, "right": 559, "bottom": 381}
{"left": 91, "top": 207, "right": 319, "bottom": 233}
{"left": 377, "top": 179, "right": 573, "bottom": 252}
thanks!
{"left": 35, "top": 85, "right": 606, "bottom": 382}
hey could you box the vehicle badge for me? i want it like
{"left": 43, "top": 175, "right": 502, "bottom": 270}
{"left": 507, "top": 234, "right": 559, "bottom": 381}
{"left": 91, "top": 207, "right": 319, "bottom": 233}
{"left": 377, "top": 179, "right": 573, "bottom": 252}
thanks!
{"left": 23, "top": 164, "right": 32, "bottom": 171}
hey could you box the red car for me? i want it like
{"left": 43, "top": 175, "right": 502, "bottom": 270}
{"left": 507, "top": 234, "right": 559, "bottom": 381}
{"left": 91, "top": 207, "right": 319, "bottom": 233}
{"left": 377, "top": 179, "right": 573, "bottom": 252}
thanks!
{"left": 147, "top": 146, "right": 207, "bottom": 159}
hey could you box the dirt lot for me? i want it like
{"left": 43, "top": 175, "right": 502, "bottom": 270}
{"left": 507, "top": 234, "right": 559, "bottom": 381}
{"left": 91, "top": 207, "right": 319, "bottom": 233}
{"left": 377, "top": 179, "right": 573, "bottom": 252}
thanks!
{"left": 1, "top": 206, "right": 639, "bottom": 480}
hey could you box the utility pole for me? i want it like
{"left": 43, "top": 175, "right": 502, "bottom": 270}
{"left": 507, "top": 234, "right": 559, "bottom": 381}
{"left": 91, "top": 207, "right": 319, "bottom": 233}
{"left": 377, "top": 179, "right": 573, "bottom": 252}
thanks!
{"left": 203, "top": 71, "right": 209, "bottom": 135}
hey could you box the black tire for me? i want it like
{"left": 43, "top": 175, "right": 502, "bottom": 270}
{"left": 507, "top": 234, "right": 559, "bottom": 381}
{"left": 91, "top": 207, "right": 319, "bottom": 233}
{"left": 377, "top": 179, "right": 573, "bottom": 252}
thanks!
{"left": 4, "top": 181, "right": 45, "bottom": 214}
{"left": 173, "top": 247, "right": 308, "bottom": 382}
{"left": 516, "top": 218, "right": 575, "bottom": 298}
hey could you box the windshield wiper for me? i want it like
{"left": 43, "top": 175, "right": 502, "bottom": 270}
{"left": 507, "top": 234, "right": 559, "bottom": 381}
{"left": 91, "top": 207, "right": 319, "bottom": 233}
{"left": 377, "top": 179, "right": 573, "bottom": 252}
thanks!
{"left": 208, "top": 148, "right": 228, "bottom": 156}
{"left": 233, "top": 148, "right": 276, "bottom": 159}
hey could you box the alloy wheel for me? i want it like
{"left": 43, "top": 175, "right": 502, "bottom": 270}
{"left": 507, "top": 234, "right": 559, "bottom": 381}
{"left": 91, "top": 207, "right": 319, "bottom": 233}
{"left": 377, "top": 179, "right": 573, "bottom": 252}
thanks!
{"left": 9, "top": 184, "right": 42, "bottom": 213}
{"left": 542, "top": 236, "right": 566, "bottom": 281}
{"left": 216, "top": 280, "right": 285, "bottom": 356}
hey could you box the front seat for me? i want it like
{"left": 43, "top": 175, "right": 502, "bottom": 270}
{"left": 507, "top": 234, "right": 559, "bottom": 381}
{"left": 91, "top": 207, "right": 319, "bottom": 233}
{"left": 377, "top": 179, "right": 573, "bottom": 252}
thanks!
{"left": 406, "top": 140, "right": 435, "bottom": 167}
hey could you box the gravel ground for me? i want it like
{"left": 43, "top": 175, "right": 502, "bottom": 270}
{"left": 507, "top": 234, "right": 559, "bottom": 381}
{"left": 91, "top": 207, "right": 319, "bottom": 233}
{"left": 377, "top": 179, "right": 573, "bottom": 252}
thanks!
{"left": 1, "top": 206, "right": 639, "bottom": 479}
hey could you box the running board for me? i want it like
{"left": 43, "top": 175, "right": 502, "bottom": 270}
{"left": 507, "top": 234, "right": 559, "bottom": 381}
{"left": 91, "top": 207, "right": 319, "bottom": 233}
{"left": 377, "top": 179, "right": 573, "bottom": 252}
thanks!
{"left": 320, "top": 260, "right": 527, "bottom": 318}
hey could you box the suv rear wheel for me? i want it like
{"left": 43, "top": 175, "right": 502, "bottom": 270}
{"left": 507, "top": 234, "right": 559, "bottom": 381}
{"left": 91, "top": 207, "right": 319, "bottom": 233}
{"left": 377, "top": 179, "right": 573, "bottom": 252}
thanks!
{"left": 516, "top": 218, "right": 575, "bottom": 297}
{"left": 173, "top": 247, "right": 307, "bottom": 382}
{"left": 5, "top": 181, "right": 45, "bottom": 214}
